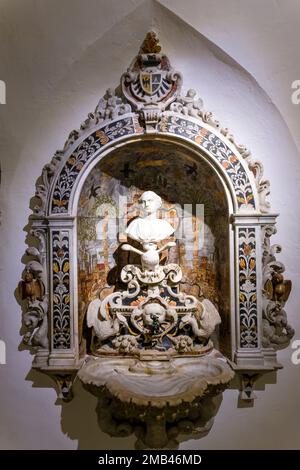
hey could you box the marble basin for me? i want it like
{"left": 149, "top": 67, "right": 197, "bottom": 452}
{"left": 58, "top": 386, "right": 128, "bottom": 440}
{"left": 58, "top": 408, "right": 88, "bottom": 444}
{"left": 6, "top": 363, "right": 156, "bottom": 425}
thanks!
{"left": 78, "top": 349, "right": 234, "bottom": 408}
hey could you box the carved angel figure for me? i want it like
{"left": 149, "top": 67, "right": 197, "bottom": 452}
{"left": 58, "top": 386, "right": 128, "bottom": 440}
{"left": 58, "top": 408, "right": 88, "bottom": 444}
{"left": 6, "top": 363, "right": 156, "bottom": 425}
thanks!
{"left": 19, "top": 269, "right": 45, "bottom": 302}
{"left": 265, "top": 272, "right": 292, "bottom": 303}
{"left": 170, "top": 89, "right": 203, "bottom": 117}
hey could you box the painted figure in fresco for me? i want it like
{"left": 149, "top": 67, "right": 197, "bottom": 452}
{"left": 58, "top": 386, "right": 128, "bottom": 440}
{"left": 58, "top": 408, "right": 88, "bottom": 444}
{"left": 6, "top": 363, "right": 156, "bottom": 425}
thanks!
{"left": 125, "top": 191, "right": 174, "bottom": 244}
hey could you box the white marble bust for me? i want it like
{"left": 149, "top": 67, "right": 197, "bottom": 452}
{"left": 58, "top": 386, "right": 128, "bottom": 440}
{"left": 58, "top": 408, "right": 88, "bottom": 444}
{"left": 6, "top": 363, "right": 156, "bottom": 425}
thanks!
{"left": 126, "top": 191, "right": 174, "bottom": 243}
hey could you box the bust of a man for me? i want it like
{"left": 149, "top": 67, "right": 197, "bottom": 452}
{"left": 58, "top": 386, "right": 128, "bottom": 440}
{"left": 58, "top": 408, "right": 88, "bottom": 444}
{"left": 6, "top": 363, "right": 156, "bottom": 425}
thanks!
{"left": 126, "top": 191, "right": 174, "bottom": 243}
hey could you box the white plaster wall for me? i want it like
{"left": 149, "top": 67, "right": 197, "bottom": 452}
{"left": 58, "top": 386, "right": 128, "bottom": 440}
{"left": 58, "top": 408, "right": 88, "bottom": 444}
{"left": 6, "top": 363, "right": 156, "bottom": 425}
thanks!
{"left": 0, "top": 0, "right": 299, "bottom": 449}
{"left": 161, "top": 0, "right": 300, "bottom": 153}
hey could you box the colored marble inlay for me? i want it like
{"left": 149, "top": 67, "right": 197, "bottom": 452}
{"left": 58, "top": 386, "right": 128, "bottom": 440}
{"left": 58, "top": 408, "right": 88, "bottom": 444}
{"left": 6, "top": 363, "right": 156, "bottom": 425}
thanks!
{"left": 51, "top": 116, "right": 142, "bottom": 213}
{"left": 52, "top": 231, "right": 71, "bottom": 349}
{"left": 238, "top": 227, "right": 258, "bottom": 348}
{"left": 158, "top": 115, "right": 255, "bottom": 209}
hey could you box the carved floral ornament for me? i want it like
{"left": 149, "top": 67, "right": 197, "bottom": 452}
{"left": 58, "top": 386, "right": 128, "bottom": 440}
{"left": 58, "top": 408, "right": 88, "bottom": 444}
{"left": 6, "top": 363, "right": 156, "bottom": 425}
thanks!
{"left": 19, "top": 32, "right": 293, "bottom": 448}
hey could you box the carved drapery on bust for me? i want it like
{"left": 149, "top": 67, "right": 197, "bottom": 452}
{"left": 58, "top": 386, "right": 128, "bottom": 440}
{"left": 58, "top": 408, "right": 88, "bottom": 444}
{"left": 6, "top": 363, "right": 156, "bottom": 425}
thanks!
{"left": 125, "top": 191, "right": 175, "bottom": 243}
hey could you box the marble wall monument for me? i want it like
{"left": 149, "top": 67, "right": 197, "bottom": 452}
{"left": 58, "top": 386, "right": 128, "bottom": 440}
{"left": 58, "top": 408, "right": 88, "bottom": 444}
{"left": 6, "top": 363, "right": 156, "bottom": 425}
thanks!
{"left": 19, "top": 32, "right": 293, "bottom": 448}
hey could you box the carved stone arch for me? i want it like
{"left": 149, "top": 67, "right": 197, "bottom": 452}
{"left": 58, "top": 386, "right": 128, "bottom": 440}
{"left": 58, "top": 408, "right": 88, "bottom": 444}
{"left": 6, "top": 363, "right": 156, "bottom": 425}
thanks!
{"left": 45, "top": 113, "right": 258, "bottom": 218}
{"left": 21, "top": 32, "right": 293, "bottom": 411}
{"left": 69, "top": 132, "right": 238, "bottom": 219}
{"left": 70, "top": 132, "right": 238, "bottom": 366}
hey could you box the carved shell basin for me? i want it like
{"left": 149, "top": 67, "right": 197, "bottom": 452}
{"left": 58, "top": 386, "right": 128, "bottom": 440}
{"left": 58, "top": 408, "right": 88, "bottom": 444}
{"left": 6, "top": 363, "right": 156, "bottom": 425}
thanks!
{"left": 78, "top": 350, "right": 234, "bottom": 407}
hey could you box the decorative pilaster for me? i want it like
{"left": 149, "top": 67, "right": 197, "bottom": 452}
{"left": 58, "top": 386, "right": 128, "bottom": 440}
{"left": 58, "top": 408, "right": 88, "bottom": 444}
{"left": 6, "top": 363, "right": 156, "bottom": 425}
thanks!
{"left": 48, "top": 218, "right": 77, "bottom": 367}
{"left": 233, "top": 215, "right": 264, "bottom": 368}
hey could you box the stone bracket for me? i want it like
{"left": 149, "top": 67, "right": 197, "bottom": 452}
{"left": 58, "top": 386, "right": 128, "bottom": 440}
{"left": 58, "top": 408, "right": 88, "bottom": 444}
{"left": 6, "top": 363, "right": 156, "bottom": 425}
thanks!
{"left": 50, "top": 372, "right": 77, "bottom": 402}
{"left": 239, "top": 373, "right": 260, "bottom": 401}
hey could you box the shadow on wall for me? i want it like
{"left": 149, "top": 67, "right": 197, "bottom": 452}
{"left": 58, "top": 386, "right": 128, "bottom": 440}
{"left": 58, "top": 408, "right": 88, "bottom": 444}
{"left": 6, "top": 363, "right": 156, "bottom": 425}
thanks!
{"left": 26, "top": 366, "right": 279, "bottom": 449}
{"left": 26, "top": 368, "right": 135, "bottom": 450}
{"left": 26, "top": 368, "right": 224, "bottom": 450}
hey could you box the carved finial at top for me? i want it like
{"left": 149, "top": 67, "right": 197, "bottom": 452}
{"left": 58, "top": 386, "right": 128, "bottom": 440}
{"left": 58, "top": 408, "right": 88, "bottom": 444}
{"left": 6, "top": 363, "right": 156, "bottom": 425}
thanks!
{"left": 122, "top": 31, "right": 181, "bottom": 131}
{"left": 140, "top": 31, "right": 161, "bottom": 54}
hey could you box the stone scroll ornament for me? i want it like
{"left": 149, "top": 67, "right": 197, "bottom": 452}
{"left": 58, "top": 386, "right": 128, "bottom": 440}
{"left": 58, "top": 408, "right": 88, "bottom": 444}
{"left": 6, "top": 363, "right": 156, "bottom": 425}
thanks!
{"left": 19, "top": 230, "right": 49, "bottom": 349}
{"left": 262, "top": 225, "right": 294, "bottom": 348}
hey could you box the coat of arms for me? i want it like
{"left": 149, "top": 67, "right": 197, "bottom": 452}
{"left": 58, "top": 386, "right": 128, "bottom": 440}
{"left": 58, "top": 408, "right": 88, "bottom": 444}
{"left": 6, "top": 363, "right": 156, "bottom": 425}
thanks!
{"left": 140, "top": 72, "right": 162, "bottom": 95}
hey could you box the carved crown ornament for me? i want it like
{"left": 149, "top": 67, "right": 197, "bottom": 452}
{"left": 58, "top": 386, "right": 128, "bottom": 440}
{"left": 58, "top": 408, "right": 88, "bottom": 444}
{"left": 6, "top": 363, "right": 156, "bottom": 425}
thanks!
{"left": 18, "top": 32, "right": 293, "bottom": 449}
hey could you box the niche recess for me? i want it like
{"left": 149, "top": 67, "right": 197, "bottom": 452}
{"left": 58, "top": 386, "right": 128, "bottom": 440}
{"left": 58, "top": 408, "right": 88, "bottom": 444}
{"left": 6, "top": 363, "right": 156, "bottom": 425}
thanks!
{"left": 77, "top": 140, "right": 231, "bottom": 359}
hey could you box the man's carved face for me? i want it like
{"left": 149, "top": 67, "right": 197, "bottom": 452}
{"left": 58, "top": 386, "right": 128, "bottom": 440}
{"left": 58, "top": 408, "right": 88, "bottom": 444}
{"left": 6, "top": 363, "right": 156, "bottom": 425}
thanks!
{"left": 139, "top": 191, "right": 161, "bottom": 215}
